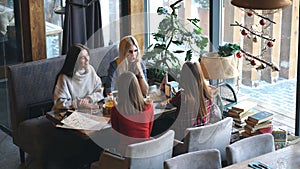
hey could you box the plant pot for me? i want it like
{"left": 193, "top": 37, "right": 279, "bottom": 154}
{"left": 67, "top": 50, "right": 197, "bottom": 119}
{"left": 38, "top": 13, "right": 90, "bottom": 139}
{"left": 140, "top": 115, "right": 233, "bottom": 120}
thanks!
{"left": 200, "top": 52, "right": 239, "bottom": 79}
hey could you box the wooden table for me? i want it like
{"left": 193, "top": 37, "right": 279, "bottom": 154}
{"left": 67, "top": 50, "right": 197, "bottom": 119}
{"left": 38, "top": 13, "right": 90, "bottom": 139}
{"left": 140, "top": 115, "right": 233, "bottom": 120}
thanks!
{"left": 154, "top": 102, "right": 176, "bottom": 116}
{"left": 46, "top": 100, "right": 176, "bottom": 128}
{"left": 223, "top": 142, "right": 300, "bottom": 169}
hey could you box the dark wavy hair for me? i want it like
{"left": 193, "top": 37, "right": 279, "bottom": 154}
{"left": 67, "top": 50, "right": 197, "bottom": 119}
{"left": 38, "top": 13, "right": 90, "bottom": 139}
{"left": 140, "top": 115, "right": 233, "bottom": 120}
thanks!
{"left": 60, "top": 44, "right": 90, "bottom": 77}
{"left": 53, "top": 44, "right": 89, "bottom": 93}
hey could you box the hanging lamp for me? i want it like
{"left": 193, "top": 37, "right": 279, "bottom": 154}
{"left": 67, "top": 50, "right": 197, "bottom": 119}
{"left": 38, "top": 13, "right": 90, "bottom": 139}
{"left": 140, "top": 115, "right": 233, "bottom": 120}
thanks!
{"left": 231, "top": 0, "right": 292, "bottom": 10}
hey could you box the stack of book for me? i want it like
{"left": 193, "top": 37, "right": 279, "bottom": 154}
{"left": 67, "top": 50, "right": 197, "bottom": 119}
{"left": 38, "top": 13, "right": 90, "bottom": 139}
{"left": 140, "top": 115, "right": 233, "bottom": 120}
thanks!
{"left": 227, "top": 100, "right": 257, "bottom": 128}
{"left": 241, "top": 111, "right": 274, "bottom": 137}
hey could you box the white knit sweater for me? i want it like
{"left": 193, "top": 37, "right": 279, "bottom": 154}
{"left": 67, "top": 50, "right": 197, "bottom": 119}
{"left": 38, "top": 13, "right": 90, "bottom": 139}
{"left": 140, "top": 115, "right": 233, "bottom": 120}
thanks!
{"left": 53, "top": 65, "right": 104, "bottom": 111}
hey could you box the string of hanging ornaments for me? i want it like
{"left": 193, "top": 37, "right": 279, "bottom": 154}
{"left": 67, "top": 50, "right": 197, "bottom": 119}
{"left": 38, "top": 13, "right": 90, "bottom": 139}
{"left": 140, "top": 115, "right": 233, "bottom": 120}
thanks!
{"left": 230, "top": 0, "right": 292, "bottom": 71}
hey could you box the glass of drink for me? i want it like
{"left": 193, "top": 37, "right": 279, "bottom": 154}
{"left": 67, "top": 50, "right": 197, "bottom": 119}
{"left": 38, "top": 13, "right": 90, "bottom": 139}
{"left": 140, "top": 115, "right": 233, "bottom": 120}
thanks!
{"left": 104, "top": 93, "right": 114, "bottom": 116}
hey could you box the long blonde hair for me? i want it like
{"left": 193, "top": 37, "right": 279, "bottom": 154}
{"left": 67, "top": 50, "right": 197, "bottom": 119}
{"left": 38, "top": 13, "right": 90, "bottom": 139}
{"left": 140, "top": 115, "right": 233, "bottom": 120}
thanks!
{"left": 116, "top": 71, "right": 146, "bottom": 115}
{"left": 116, "top": 35, "right": 141, "bottom": 76}
{"left": 180, "top": 62, "right": 212, "bottom": 118}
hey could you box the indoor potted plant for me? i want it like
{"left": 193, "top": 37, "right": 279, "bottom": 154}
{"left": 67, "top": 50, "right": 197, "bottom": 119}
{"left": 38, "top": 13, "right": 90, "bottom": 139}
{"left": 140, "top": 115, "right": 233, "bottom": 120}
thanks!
{"left": 144, "top": 0, "right": 208, "bottom": 84}
{"left": 200, "top": 43, "right": 241, "bottom": 79}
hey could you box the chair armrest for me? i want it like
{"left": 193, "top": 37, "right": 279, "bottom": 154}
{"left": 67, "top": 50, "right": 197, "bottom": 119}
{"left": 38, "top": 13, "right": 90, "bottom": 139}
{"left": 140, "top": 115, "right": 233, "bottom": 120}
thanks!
{"left": 98, "top": 151, "right": 128, "bottom": 169}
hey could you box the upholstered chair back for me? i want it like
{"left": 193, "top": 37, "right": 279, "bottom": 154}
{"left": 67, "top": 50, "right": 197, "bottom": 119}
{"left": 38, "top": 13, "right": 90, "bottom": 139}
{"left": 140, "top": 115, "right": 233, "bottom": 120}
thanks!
{"left": 164, "top": 149, "right": 222, "bottom": 169}
{"left": 226, "top": 133, "right": 275, "bottom": 165}
{"left": 187, "top": 117, "right": 232, "bottom": 160}
{"left": 173, "top": 117, "right": 233, "bottom": 162}
{"left": 126, "top": 130, "right": 175, "bottom": 169}
{"left": 91, "top": 130, "right": 175, "bottom": 169}
{"left": 8, "top": 56, "right": 65, "bottom": 146}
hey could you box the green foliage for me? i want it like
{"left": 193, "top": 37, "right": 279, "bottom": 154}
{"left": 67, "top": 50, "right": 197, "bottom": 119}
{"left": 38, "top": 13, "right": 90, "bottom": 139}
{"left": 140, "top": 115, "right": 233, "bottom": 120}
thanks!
{"left": 147, "top": 67, "right": 165, "bottom": 85}
{"left": 144, "top": 0, "right": 208, "bottom": 79}
{"left": 218, "top": 43, "right": 241, "bottom": 57}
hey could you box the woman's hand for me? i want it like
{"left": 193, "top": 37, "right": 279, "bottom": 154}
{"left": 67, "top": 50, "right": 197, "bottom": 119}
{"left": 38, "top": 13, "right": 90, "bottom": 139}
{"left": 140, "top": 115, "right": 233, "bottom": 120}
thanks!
{"left": 129, "top": 59, "right": 143, "bottom": 76}
{"left": 134, "top": 59, "right": 143, "bottom": 72}
{"left": 76, "top": 98, "right": 89, "bottom": 108}
{"left": 128, "top": 59, "right": 149, "bottom": 96}
{"left": 76, "top": 97, "right": 98, "bottom": 109}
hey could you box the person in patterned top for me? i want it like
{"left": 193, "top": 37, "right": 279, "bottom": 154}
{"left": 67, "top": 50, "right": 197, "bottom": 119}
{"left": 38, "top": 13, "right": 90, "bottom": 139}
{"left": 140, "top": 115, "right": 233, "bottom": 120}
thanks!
{"left": 170, "top": 61, "right": 219, "bottom": 140}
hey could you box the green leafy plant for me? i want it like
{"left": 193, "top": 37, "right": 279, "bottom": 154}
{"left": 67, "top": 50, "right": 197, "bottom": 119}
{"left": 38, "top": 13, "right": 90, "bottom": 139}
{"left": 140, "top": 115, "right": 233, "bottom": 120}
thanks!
{"left": 144, "top": 0, "right": 208, "bottom": 81}
{"left": 218, "top": 43, "right": 241, "bottom": 57}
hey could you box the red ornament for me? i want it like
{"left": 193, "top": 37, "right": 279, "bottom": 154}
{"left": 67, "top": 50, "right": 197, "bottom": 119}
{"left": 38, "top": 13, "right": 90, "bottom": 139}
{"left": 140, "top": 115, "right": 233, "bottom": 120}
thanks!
{"left": 259, "top": 19, "right": 266, "bottom": 26}
{"left": 267, "top": 41, "right": 274, "bottom": 47}
{"left": 247, "top": 11, "right": 254, "bottom": 17}
{"left": 250, "top": 60, "right": 256, "bottom": 66}
{"left": 241, "top": 29, "right": 247, "bottom": 36}
{"left": 236, "top": 52, "right": 242, "bottom": 58}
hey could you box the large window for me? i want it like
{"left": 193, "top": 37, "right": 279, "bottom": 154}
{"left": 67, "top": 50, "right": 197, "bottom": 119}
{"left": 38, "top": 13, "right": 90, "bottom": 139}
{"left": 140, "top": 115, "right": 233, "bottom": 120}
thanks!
{"left": 100, "top": 0, "right": 120, "bottom": 45}
{"left": 147, "top": 0, "right": 299, "bottom": 134}
{"left": 44, "top": 0, "right": 121, "bottom": 58}
{"left": 221, "top": 0, "right": 299, "bottom": 134}
{"left": 0, "top": 0, "right": 21, "bottom": 131}
{"left": 44, "top": 0, "right": 63, "bottom": 58}
{"left": 147, "top": 0, "right": 212, "bottom": 80}
{"left": 0, "top": 0, "right": 21, "bottom": 66}
{"left": 148, "top": 0, "right": 210, "bottom": 39}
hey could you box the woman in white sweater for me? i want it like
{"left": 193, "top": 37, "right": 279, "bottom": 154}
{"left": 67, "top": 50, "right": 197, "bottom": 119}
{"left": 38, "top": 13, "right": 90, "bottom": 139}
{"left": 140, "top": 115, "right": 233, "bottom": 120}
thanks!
{"left": 52, "top": 44, "right": 104, "bottom": 111}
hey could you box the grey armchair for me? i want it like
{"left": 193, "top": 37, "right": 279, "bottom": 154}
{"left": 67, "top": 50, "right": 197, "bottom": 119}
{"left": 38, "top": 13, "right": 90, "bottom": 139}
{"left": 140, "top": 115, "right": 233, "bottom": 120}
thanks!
{"left": 164, "top": 149, "right": 222, "bottom": 169}
{"left": 173, "top": 117, "right": 233, "bottom": 162}
{"left": 91, "top": 130, "right": 175, "bottom": 169}
{"left": 226, "top": 133, "right": 275, "bottom": 165}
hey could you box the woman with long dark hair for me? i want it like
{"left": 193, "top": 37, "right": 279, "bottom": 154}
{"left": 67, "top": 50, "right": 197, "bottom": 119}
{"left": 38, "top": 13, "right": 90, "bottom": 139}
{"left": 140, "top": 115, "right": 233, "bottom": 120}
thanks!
{"left": 52, "top": 44, "right": 104, "bottom": 111}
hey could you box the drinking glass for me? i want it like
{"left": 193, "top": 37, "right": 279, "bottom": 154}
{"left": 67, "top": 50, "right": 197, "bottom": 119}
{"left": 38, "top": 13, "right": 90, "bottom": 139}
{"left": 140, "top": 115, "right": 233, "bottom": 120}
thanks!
{"left": 104, "top": 94, "right": 114, "bottom": 116}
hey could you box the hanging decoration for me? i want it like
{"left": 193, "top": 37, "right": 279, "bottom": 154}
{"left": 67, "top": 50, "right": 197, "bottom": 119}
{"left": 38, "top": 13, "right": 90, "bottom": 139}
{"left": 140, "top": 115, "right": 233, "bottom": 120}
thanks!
{"left": 229, "top": 0, "right": 292, "bottom": 71}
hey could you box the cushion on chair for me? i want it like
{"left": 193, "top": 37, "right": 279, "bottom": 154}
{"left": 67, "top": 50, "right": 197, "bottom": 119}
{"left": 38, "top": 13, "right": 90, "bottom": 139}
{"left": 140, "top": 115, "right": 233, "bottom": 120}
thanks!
{"left": 226, "top": 133, "right": 275, "bottom": 165}
{"left": 164, "top": 149, "right": 222, "bottom": 169}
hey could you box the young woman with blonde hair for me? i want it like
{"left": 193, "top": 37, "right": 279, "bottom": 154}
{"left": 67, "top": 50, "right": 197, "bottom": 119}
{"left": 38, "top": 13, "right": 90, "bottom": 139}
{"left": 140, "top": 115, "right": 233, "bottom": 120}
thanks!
{"left": 110, "top": 71, "right": 154, "bottom": 154}
{"left": 106, "top": 35, "right": 148, "bottom": 96}
{"left": 169, "top": 61, "right": 220, "bottom": 140}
